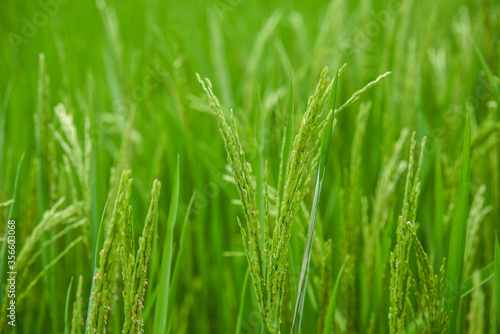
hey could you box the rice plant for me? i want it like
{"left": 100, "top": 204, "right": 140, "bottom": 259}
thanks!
{"left": 198, "top": 67, "right": 390, "bottom": 331}
{"left": 1, "top": 0, "right": 499, "bottom": 333}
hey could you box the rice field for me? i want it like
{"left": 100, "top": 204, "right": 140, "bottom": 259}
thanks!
{"left": 0, "top": 0, "right": 499, "bottom": 333}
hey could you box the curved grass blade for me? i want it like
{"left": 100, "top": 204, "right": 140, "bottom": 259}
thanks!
{"left": 166, "top": 191, "right": 196, "bottom": 333}
{"left": 64, "top": 277, "right": 74, "bottom": 334}
{"left": 0, "top": 153, "right": 23, "bottom": 303}
{"left": 236, "top": 268, "right": 251, "bottom": 334}
{"left": 495, "top": 233, "right": 500, "bottom": 333}
{"left": 0, "top": 81, "right": 13, "bottom": 177}
{"left": 460, "top": 261, "right": 494, "bottom": 298}
{"left": 291, "top": 62, "right": 340, "bottom": 334}
{"left": 323, "top": 256, "right": 348, "bottom": 334}
{"left": 153, "top": 156, "right": 180, "bottom": 333}
{"left": 444, "top": 105, "right": 471, "bottom": 333}
{"left": 18, "top": 236, "right": 84, "bottom": 301}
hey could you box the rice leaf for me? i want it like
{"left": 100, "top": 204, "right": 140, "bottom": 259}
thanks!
{"left": 444, "top": 105, "right": 471, "bottom": 332}
{"left": 18, "top": 236, "right": 84, "bottom": 301}
{"left": 460, "top": 261, "right": 494, "bottom": 298}
{"left": 0, "top": 81, "right": 13, "bottom": 177}
{"left": 495, "top": 233, "right": 500, "bottom": 333}
{"left": 323, "top": 256, "right": 348, "bottom": 334}
{"left": 236, "top": 268, "right": 251, "bottom": 334}
{"left": 0, "top": 153, "right": 23, "bottom": 304}
{"left": 166, "top": 191, "right": 196, "bottom": 333}
{"left": 153, "top": 156, "right": 180, "bottom": 333}
{"left": 64, "top": 277, "right": 74, "bottom": 334}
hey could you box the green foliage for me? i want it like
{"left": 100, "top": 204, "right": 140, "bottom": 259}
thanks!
{"left": 0, "top": 0, "right": 499, "bottom": 332}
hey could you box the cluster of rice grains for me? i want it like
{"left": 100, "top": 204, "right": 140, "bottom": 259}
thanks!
{"left": 388, "top": 134, "right": 450, "bottom": 334}
{"left": 86, "top": 171, "right": 161, "bottom": 333}
{"left": 198, "top": 67, "right": 390, "bottom": 332}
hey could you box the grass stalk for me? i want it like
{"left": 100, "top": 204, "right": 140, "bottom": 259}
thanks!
{"left": 444, "top": 106, "right": 471, "bottom": 332}
{"left": 153, "top": 157, "right": 180, "bottom": 333}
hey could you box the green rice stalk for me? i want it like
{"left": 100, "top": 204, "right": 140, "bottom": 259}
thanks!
{"left": 291, "top": 62, "right": 340, "bottom": 333}
{"left": 389, "top": 133, "right": 426, "bottom": 333}
{"left": 122, "top": 179, "right": 161, "bottom": 333}
{"left": 444, "top": 106, "right": 471, "bottom": 333}
{"left": 334, "top": 72, "right": 391, "bottom": 116}
{"left": 52, "top": 103, "right": 91, "bottom": 205}
{"left": 364, "top": 129, "right": 408, "bottom": 329}
{"left": 197, "top": 73, "right": 265, "bottom": 314}
{"left": 267, "top": 68, "right": 335, "bottom": 332}
{"left": 198, "top": 65, "right": 390, "bottom": 332}
{"left": 343, "top": 100, "right": 371, "bottom": 331}
{"left": 407, "top": 222, "right": 450, "bottom": 333}
{"left": 87, "top": 170, "right": 133, "bottom": 333}
{"left": 292, "top": 101, "right": 337, "bottom": 333}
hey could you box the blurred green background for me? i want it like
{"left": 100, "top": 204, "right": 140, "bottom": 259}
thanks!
{"left": 0, "top": 0, "right": 499, "bottom": 332}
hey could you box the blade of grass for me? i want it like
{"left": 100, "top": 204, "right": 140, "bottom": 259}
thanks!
{"left": 495, "top": 233, "right": 500, "bottom": 333}
{"left": 236, "top": 268, "right": 251, "bottom": 334}
{"left": 291, "top": 63, "right": 340, "bottom": 334}
{"left": 460, "top": 261, "right": 495, "bottom": 298}
{"left": 18, "top": 236, "right": 84, "bottom": 301}
{"left": 64, "top": 277, "right": 74, "bottom": 334}
{"left": 433, "top": 145, "right": 444, "bottom": 267}
{"left": 166, "top": 191, "right": 196, "bottom": 333}
{"left": 0, "top": 153, "right": 23, "bottom": 304}
{"left": 444, "top": 105, "right": 471, "bottom": 333}
{"left": 0, "top": 81, "right": 13, "bottom": 178}
{"left": 323, "top": 256, "right": 348, "bottom": 334}
{"left": 153, "top": 155, "right": 180, "bottom": 333}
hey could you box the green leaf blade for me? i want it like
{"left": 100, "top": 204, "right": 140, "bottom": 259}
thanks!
{"left": 444, "top": 106, "right": 471, "bottom": 332}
